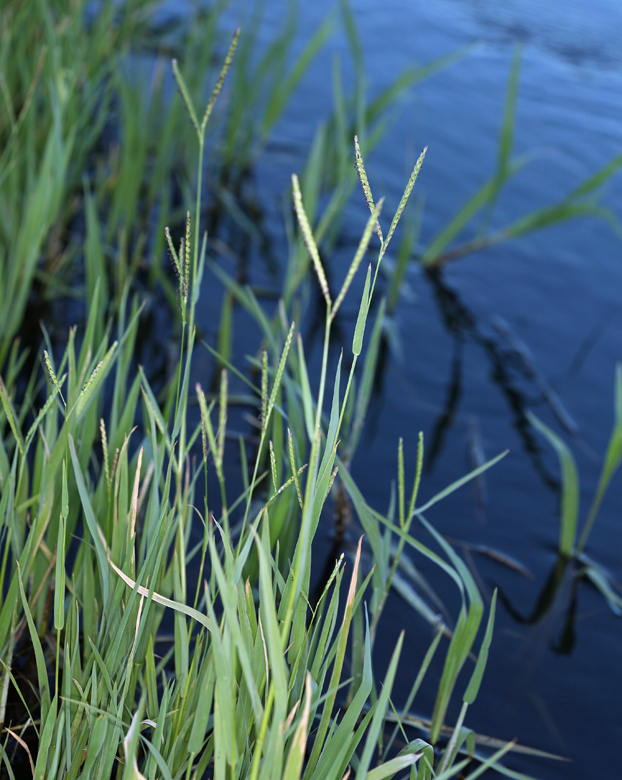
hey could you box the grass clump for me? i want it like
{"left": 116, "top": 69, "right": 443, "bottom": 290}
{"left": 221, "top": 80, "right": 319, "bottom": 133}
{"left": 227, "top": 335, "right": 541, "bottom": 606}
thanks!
{"left": 10, "top": 2, "right": 622, "bottom": 776}
{"left": 0, "top": 31, "right": 553, "bottom": 780}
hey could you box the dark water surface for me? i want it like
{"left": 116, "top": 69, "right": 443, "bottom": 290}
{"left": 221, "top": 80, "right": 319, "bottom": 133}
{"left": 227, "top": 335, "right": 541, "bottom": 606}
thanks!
{"left": 173, "top": 0, "right": 622, "bottom": 775}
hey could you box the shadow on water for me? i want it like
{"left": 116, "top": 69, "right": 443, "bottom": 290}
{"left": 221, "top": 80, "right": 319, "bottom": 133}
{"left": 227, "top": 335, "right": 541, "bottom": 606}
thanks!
{"left": 421, "top": 268, "right": 574, "bottom": 490}
{"left": 497, "top": 554, "right": 579, "bottom": 654}
{"left": 363, "top": 263, "right": 567, "bottom": 488}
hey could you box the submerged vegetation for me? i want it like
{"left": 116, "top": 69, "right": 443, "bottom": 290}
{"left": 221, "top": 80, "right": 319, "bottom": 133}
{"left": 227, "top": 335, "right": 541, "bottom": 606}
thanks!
{"left": 0, "top": 0, "right": 621, "bottom": 778}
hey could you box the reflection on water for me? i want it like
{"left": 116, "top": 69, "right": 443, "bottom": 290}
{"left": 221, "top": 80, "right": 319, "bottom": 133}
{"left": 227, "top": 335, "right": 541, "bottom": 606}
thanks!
{"left": 423, "top": 269, "right": 576, "bottom": 488}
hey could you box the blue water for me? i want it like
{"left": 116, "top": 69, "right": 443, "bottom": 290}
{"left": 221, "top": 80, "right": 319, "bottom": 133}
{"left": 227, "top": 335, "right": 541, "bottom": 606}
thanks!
{"left": 168, "top": 0, "right": 622, "bottom": 775}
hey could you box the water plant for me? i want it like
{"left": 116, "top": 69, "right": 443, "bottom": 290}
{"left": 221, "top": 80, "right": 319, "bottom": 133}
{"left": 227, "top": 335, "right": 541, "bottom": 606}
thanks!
{"left": 417, "top": 48, "right": 622, "bottom": 270}
{"left": 522, "top": 367, "right": 622, "bottom": 627}
{"left": 0, "top": 27, "right": 562, "bottom": 779}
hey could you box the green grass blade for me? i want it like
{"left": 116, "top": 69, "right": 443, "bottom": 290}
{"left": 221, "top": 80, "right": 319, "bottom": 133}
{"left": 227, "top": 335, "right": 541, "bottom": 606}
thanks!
{"left": 296, "top": 334, "right": 316, "bottom": 440}
{"left": 70, "top": 437, "right": 109, "bottom": 609}
{"left": 311, "top": 611, "right": 373, "bottom": 780}
{"left": 482, "top": 46, "right": 521, "bottom": 227}
{"left": 367, "top": 44, "right": 478, "bottom": 125}
{"left": 577, "top": 364, "right": 622, "bottom": 552}
{"left": 0, "top": 376, "right": 24, "bottom": 458}
{"left": 347, "top": 297, "right": 385, "bottom": 460}
{"left": 567, "top": 150, "right": 622, "bottom": 200}
{"left": 352, "top": 265, "right": 372, "bottom": 357}
{"left": 463, "top": 590, "right": 497, "bottom": 704}
{"left": 500, "top": 201, "right": 620, "bottom": 243}
{"left": 262, "top": 15, "right": 333, "bottom": 139}
{"left": 81, "top": 715, "right": 108, "bottom": 776}
{"left": 304, "top": 539, "right": 362, "bottom": 778}
{"left": 354, "top": 631, "right": 404, "bottom": 779}
{"left": 527, "top": 411, "right": 579, "bottom": 556}
{"left": 365, "top": 752, "right": 420, "bottom": 780}
{"left": 32, "top": 695, "right": 57, "bottom": 780}
{"left": 17, "top": 565, "right": 51, "bottom": 722}
{"left": 421, "top": 176, "right": 497, "bottom": 266}
{"left": 172, "top": 59, "right": 200, "bottom": 136}
{"left": 416, "top": 450, "right": 508, "bottom": 515}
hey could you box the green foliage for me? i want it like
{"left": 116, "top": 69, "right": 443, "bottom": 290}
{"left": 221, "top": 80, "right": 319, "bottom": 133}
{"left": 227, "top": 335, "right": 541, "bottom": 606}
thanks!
{"left": 418, "top": 48, "right": 622, "bottom": 270}
{"left": 527, "top": 369, "right": 622, "bottom": 617}
{"left": 0, "top": 207, "right": 517, "bottom": 777}
{"left": 0, "top": 0, "right": 158, "bottom": 365}
{"left": 529, "top": 365, "right": 622, "bottom": 560}
{"left": 2, "top": 2, "right": 605, "bottom": 777}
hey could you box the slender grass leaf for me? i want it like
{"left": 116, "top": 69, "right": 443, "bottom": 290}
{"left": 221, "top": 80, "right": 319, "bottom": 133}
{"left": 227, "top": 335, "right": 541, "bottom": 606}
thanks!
{"left": 0, "top": 377, "right": 24, "bottom": 457}
{"left": 54, "top": 508, "right": 66, "bottom": 630}
{"left": 70, "top": 437, "right": 109, "bottom": 608}
{"left": 17, "top": 565, "right": 51, "bottom": 721}
{"left": 367, "top": 44, "right": 479, "bottom": 125}
{"left": 578, "top": 364, "right": 622, "bottom": 552}
{"left": 354, "top": 631, "right": 404, "bottom": 779}
{"left": 311, "top": 611, "right": 373, "bottom": 780}
{"left": 352, "top": 266, "right": 372, "bottom": 358}
{"left": 262, "top": 15, "right": 333, "bottom": 138}
{"left": 305, "top": 538, "right": 362, "bottom": 778}
{"left": 415, "top": 450, "right": 508, "bottom": 515}
{"left": 81, "top": 715, "right": 108, "bottom": 776}
{"left": 365, "top": 752, "right": 420, "bottom": 780}
{"left": 527, "top": 411, "right": 579, "bottom": 556}
{"left": 463, "top": 590, "right": 497, "bottom": 704}
{"left": 296, "top": 334, "right": 315, "bottom": 440}
{"left": 32, "top": 695, "right": 57, "bottom": 780}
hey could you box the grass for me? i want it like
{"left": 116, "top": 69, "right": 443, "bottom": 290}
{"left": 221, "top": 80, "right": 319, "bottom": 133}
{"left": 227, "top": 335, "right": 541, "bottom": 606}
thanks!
{"left": 516, "top": 369, "right": 622, "bottom": 632}
{"left": 417, "top": 47, "right": 622, "bottom": 270}
{"left": 0, "top": 40, "right": 530, "bottom": 779}
{"left": 0, "top": 2, "right": 620, "bottom": 778}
